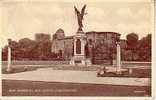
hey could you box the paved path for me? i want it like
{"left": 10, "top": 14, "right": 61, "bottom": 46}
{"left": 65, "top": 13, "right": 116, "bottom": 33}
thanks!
{"left": 2, "top": 68, "right": 150, "bottom": 86}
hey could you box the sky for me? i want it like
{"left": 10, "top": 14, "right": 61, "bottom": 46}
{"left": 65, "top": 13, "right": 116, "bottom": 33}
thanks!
{"left": 0, "top": 0, "right": 154, "bottom": 47}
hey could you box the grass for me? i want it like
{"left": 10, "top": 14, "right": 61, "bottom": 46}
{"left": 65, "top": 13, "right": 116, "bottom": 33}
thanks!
{"left": 2, "top": 64, "right": 100, "bottom": 74}
{"left": 2, "top": 66, "right": 37, "bottom": 74}
{"left": 2, "top": 62, "right": 151, "bottom": 96}
{"left": 97, "top": 68, "right": 151, "bottom": 78}
{"left": 2, "top": 64, "right": 151, "bottom": 78}
{"left": 2, "top": 60, "right": 151, "bottom": 78}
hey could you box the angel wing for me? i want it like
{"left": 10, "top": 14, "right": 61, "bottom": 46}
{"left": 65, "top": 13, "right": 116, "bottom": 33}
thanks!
{"left": 74, "top": 6, "right": 80, "bottom": 15}
{"left": 81, "top": 4, "right": 86, "bottom": 18}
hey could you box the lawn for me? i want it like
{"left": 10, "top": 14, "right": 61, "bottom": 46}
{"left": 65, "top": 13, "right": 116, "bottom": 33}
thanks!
{"left": 2, "top": 64, "right": 151, "bottom": 78}
{"left": 2, "top": 61, "right": 151, "bottom": 96}
{"left": 97, "top": 68, "right": 151, "bottom": 78}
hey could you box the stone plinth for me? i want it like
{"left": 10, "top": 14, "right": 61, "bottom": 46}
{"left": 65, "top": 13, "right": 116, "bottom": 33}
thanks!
{"left": 70, "top": 31, "right": 91, "bottom": 66}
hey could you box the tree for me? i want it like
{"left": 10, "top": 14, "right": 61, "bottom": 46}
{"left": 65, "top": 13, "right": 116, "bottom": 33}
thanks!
{"left": 2, "top": 33, "right": 53, "bottom": 61}
{"left": 35, "top": 33, "right": 52, "bottom": 60}
{"left": 138, "top": 34, "right": 151, "bottom": 61}
{"left": 2, "top": 39, "right": 22, "bottom": 60}
{"left": 9, "top": 40, "right": 21, "bottom": 60}
{"left": 18, "top": 38, "right": 37, "bottom": 59}
{"left": 2, "top": 46, "right": 8, "bottom": 61}
{"left": 126, "top": 33, "right": 139, "bottom": 61}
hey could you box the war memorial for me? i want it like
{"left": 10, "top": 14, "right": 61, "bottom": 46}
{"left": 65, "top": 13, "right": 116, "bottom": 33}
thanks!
{"left": 2, "top": 4, "right": 151, "bottom": 97}
{"left": 51, "top": 5, "right": 121, "bottom": 66}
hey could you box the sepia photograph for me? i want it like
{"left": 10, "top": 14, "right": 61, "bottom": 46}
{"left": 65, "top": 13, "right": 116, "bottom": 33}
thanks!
{"left": 0, "top": 0, "right": 154, "bottom": 98}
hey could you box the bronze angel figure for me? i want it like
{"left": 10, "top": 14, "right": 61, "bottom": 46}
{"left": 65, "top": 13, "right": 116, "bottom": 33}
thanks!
{"left": 74, "top": 4, "right": 87, "bottom": 32}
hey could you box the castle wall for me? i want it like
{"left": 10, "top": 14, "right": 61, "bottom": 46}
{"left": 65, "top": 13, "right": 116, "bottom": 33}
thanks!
{"left": 51, "top": 31, "right": 120, "bottom": 64}
{"left": 86, "top": 32, "right": 119, "bottom": 64}
{"left": 51, "top": 37, "right": 73, "bottom": 60}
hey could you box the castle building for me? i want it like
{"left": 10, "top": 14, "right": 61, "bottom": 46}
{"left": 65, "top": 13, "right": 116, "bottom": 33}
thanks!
{"left": 51, "top": 28, "right": 120, "bottom": 64}
{"left": 51, "top": 29, "right": 74, "bottom": 60}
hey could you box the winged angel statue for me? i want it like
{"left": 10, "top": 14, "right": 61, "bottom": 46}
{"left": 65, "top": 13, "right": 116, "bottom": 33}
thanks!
{"left": 74, "top": 4, "right": 87, "bottom": 32}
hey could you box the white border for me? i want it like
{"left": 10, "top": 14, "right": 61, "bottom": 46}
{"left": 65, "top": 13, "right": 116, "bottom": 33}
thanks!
{"left": 0, "top": 0, "right": 155, "bottom": 100}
